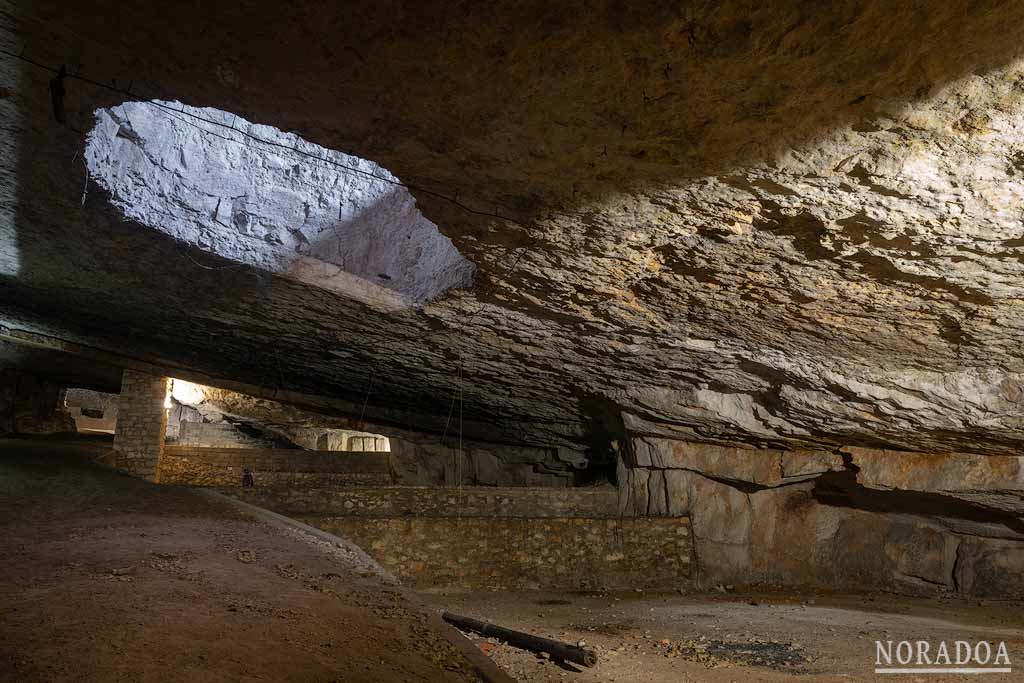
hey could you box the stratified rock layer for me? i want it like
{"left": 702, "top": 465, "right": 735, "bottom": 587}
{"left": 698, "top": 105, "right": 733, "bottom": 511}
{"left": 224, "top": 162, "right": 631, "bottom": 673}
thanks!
{"left": 845, "top": 446, "right": 1024, "bottom": 515}
{"left": 621, "top": 438, "right": 1024, "bottom": 597}
{"left": 3, "top": 1, "right": 1024, "bottom": 456}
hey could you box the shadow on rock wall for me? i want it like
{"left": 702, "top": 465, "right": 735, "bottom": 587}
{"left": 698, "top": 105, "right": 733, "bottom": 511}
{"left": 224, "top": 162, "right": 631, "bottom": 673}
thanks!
{"left": 4, "top": 0, "right": 1024, "bottom": 449}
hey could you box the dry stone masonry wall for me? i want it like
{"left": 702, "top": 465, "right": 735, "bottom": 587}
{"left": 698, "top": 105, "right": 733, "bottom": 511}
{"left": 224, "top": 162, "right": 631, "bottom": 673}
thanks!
{"left": 318, "top": 516, "right": 691, "bottom": 591}
{"left": 229, "top": 486, "right": 692, "bottom": 591}
{"left": 230, "top": 486, "right": 620, "bottom": 518}
{"left": 158, "top": 445, "right": 393, "bottom": 487}
{"left": 112, "top": 370, "right": 169, "bottom": 481}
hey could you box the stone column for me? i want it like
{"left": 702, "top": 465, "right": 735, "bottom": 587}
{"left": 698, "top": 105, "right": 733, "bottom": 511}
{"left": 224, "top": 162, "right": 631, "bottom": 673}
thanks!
{"left": 112, "top": 370, "right": 170, "bottom": 481}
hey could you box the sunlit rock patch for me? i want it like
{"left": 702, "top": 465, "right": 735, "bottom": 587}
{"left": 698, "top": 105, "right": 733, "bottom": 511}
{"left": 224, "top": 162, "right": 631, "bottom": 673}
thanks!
{"left": 84, "top": 101, "right": 474, "bottom": 310}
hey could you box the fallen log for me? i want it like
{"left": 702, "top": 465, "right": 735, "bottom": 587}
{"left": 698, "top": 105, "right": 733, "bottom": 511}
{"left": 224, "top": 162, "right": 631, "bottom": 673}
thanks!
{"left": 441, "top": 611, "right": 598, "bottom": 668}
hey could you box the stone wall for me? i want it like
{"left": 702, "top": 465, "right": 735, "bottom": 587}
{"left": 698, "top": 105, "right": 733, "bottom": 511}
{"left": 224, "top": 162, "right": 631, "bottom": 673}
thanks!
{"left": 346, "top": 434, "right": 390, "bottom": 452}
{"left": 158, "top": 446, "right": 393, "bottom": 487}
{"left": 63, "top": 388, "right": 119, "bottom": 433}
{"left": 111, "top": 370, "right": 169, "bottom": 481}
{"left": 229, "top": 485, "right": 619, "bottom": 518}
{"left": 314, "top": 516, "right": 691, "bottom": 591}
{"left": 284, "top": 427, "right": 391, "bottom": 452}
{"left": 227, "top": 486, "right": 693, "bottom": 591}
{"left": 175, "top": 421, "right": 278, "bottom": 449}
{"left": 619, "top": 437, "right": 1024, "bottom": 598}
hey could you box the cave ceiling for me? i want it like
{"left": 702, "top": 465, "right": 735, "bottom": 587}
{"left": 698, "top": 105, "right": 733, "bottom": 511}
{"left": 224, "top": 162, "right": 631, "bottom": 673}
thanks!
{"left": 3, "top": 0, "right": 1024, "bottom": 454}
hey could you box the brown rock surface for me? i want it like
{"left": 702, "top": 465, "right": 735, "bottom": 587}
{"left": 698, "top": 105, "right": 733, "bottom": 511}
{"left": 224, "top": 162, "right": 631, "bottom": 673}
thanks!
{"left": 845, "top": 446, "right": 1024, "bottom": 514}
{"left": 4, "top": 2, "right": 1024, "bottom": 456}
{"left": 621, "top": 439, "right": 1024, "bottom": 595}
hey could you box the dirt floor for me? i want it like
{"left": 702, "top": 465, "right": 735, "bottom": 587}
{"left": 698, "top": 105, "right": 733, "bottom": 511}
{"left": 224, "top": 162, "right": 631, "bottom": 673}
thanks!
{"left": 0, "top": 439, "right": 498, "bottom": 683}
{"left": 426, "top": 588, "right": 1024, "bottom": 682}
{"left": 4, "top": 438, "right": 1022, "bottom": 683}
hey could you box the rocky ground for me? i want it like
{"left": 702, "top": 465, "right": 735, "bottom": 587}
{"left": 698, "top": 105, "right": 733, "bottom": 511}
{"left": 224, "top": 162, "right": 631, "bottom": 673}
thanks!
{"left": 0, "top": 439, "right": 499, "bottom": 683}
{"left": 426, "top": 589, "right": 1024, "bottom": 683}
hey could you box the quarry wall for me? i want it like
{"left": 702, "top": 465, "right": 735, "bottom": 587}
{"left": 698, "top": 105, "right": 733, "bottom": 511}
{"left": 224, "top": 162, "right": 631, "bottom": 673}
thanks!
{"left": 619, "top": 437, "right": 1024, "bottom": 599}
{"left": 63, "top": 388, "right": 118, "bottom": 433}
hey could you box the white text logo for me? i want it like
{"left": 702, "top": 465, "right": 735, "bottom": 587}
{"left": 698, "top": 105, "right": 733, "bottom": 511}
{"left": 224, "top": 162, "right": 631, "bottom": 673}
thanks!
{"left": 875, "top": 640, "right": 1011, "bottom": 675}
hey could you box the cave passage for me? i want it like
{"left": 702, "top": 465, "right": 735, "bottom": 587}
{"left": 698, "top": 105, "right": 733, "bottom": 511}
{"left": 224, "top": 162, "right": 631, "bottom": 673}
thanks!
{"left": 3, "top": 2, "right": 1024, "bottom": 681}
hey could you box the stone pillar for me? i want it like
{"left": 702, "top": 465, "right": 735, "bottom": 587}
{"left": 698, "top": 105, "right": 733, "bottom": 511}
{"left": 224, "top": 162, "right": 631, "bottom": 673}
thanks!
{"left": 112, "top": 370, "right": 170, "bottom": 481}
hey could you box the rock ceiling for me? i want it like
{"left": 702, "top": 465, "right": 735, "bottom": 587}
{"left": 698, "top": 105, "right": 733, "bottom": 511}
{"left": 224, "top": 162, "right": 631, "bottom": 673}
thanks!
{"left": 3, "top": 0, "right": 1024, "bottom": 455}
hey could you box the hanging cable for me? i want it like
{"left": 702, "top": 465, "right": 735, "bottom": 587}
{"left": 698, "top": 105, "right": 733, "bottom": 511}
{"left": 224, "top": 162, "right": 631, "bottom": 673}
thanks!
{"left": 440, "top": 362, "right": 460, "bottom": 446}
{"left": 457, "top": 357, "right": 465, "bottom": 515}
{"left": 357, "top": 361, "right": 380, "bottom": 430}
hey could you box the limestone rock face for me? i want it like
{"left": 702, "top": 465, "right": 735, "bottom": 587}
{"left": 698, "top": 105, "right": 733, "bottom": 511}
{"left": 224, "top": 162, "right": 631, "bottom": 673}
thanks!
{"left": 633, "top": 437, "right": 843, "bottom": 487}
{"left": 846, "top": 446, "right": 1024, "bottom": 492}
{"left": 626, "top": 465, "right": 974, "bottom": 594}
{"left": 621, "top": 438, "right": 1024, "bottom": 596}
{"left": 63, "top": 388, "right": 118, "bottom": 433}
{"left": 845, "top": 446, "right": 1024, "bottom": 514}
{"left": 6, "top": 1, "right": 1024, "bottom": 455}
{"left": 955, "top": 538, "right": 1024, "bottom": 598}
